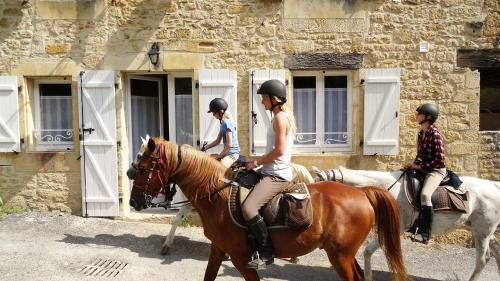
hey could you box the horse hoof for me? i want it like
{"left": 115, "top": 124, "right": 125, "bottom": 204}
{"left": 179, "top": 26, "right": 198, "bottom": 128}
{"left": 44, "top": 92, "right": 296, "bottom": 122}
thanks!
{"left": 160, "top": 246, "right": 170, "bottom": 255}
{"left": 289, "top": 257, "right": 299, "bottom": 264}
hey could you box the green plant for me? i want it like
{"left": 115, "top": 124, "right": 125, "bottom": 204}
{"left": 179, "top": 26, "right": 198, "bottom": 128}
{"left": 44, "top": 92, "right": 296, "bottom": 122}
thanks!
{"left": 179, "top": 216, "right": 193, "bottom": 227}
{"left": 0, "top": 205, "right": 27, "bottom": 217}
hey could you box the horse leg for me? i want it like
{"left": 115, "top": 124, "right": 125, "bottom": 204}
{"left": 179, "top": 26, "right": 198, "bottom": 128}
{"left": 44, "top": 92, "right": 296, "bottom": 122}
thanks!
{"left": 161, "top": 204, "right": 191, "bottom": 255}
{"left": 325, "top": 248, "right": 362, "bottom": 281}
{"left": 203, "top": 244, "right": 225, "bottom": 281}
{"left": 468, "top": 232, "right": 491, "bottom": 281}
{"left": 489, "top": 236, "right": 500, "bottom": 274}
{"left": 363, "top": 239, "right": 380, "bottom": 281}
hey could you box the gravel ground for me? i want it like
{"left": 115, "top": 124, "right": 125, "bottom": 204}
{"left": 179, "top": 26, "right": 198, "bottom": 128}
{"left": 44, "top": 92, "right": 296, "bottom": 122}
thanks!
{"left": 0, "top": 212, "right": 498, "bottom": 281}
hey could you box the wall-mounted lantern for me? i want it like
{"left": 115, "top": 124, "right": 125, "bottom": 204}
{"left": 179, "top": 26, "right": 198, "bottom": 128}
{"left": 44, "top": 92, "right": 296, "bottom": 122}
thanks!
{"left": 148, "top": 42, "right": 160, "bottom": 66}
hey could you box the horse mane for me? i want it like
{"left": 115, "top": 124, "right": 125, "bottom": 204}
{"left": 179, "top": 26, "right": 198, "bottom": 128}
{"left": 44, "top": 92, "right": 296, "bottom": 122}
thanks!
{"left": 157, "top": 137, "right": 230, "bottom": 201}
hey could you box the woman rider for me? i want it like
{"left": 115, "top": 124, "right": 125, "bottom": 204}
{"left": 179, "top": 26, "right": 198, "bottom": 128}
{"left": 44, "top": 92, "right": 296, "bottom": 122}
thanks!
{"left": 405, "top": 103, "right": 446, "bottom": 244}
{"left": 202, "top": 98, "right": 240, "bottom": 168}
{"left": 242, "top": 79, "right": 295, "bottom": 269}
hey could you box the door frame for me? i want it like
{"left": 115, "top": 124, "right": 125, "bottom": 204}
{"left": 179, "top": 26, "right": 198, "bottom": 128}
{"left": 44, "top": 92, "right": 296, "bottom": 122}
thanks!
{"left": 125, "top": 74, "right": 164, "bottom": 163}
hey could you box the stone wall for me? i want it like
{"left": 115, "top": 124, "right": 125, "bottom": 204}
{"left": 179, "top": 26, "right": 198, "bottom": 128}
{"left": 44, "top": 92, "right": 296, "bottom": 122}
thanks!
{"left": 0, "top": 0, "right": 498, "bottom": 214}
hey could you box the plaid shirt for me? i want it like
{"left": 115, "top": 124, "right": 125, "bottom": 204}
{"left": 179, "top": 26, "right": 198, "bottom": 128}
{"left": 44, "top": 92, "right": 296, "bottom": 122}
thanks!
{"left": 414, "top": 125, "right": 445, "bottom": 170}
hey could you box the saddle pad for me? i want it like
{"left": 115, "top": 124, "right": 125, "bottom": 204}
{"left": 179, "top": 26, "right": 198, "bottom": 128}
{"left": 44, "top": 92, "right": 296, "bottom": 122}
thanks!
{"left": 228, "top": 183, "right": 312, "bottom": 230}
{"left": 405, "top": 183, "right": 468, "bottom": 213}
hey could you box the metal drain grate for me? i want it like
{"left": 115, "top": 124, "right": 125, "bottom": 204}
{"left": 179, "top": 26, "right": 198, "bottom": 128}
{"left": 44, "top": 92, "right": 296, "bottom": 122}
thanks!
{"left": 79, "top": 258, "right": 128, "bottom": 277}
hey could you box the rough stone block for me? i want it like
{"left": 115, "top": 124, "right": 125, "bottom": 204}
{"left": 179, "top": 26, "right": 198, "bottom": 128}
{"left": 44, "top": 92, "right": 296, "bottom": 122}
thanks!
{"left": 465, "top": 71, "right": 480, "bottom": 89}
{"left": 447, "top": 143, "right": 479, "bottom": 155}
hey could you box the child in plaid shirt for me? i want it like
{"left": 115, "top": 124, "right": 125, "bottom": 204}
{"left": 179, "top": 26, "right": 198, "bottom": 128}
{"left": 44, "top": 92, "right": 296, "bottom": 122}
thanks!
{"left": 405, "top": 103, "right": 446, "bottom": 244}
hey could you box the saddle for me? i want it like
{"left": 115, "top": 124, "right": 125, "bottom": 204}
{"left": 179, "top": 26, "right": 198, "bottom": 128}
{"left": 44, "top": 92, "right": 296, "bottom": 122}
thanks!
{"left": 228, "top": 170, "right": 313, "bottom": 231}
{"left": 405, "top": 169, "right": 468, "bottom": 213}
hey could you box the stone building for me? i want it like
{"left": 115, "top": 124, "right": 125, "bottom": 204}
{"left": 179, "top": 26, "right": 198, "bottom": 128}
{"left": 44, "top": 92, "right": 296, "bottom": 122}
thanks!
{"left": 0, "top": 0, "right": 498, "bottom": 216}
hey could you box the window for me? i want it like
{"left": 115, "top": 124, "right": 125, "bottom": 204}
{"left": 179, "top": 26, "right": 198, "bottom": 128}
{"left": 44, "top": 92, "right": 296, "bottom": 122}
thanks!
{"left": 292, "top": 71, "right": 352, "bottom": 152}
{"left": 33, "top": 80, "right": 73, "bottom": 151}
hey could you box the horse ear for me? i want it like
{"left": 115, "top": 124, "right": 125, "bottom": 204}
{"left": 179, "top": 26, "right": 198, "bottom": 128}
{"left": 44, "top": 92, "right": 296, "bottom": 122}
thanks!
{"left": 141, "top": 136, "right": 147, "bottom": 146}
{"left": 312, "top": 166, "right": 321, "bottom": 173}
{"left": 147, "top": 138, "right": 156, "bottom": 153}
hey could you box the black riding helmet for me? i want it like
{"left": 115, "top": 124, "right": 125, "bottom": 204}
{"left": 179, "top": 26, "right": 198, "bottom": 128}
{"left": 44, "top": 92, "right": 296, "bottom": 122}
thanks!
{"left": 257, "top": 79, "right": 287, "bottom": 103}
{"left": 416, "top": 103, "right": 439, "bottom": 123}
{"left": 208, "top": 98, "right": 228, "bottom": 113}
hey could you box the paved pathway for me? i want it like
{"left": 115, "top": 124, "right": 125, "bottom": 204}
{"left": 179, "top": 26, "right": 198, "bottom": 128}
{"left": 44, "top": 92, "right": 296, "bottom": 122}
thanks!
{"left": 0, "top": 212, "right": 497, "bottom": 281}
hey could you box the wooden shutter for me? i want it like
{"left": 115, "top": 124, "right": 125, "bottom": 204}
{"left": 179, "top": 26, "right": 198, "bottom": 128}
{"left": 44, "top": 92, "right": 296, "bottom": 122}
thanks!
{"left": 78, "top": 70, "right": 119, "bottom": 217}
{"left": 198, "top": 69, "right": 237, "bottom": 152}
{"left": 0, "top": 76, "right": 20, "bottom": 152}
{"left": 363, "top": 68, "right": 401, "bottom": 155}
{"left": 248, "top": 70, "right": 286, "bottom": 155}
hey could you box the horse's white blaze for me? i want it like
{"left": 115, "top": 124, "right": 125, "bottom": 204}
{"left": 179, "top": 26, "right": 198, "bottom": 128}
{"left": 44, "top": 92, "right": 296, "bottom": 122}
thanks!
{"left": 315, "top": 166, "right": 500, "bottom": 281}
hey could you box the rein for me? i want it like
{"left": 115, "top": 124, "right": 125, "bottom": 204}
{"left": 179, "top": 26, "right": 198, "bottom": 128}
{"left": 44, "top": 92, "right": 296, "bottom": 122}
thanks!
{"left": 387, "top": 168, "right": 409, "bottom": 191}
{"left": 329, "top": 167, "right": 407, "bottom": 192}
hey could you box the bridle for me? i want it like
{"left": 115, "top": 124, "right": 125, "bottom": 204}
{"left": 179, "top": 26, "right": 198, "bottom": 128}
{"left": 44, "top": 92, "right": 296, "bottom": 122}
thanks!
{"left": 130, "top": 142, "right": 236, "bottom": 208}
{"left": 129, "top": 143, "right": 183, "bottom": 208}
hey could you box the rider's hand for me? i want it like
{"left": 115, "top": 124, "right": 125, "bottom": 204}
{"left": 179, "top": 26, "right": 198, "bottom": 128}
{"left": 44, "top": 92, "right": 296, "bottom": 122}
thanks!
{"left": 201, "top": 146, "right": 206, "bottom": 152}
{"left": 210, "top": 154, "right": 220, "bottom": 160}
{"left": 245, "top": 160, "right": 258, "bottom": 170}
{"left": 410, "top": 163, "right": 421, "bottom": 170}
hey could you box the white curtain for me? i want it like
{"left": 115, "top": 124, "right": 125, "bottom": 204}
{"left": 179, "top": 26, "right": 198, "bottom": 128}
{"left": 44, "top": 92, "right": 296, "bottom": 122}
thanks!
{"left": 40, "top": 96, "right": 72, "bottom": 143}
{"left": 293, "top": 88, "right": 316, "bottom": 144}
{"left": 175, "top": 95, "right": 193, "bottom": 145}
{"left": 131, "top": 96, "right": 159, "bottom": 157}
{"left": 324, "top": 88, "right": 347, "bottom": 144}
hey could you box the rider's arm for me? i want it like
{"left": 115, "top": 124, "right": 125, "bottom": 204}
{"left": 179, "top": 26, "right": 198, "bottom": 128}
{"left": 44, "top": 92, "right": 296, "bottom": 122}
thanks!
{"left": 204, "top": 131, "right": 223, "bottom": 151}
{"left": 216, "top": 129, "right": 233, "bottom": 160}
{"left": 255, "top": 113, "right": 288, "bottom": 166}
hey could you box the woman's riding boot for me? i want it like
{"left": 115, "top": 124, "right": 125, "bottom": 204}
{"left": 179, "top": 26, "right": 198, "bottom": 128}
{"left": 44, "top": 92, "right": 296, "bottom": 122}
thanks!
{"left": 420, "top": 205, "right": 433, "bottom": 244}
{"left": 246, "top": 214, "right": 274, "bottom": 269}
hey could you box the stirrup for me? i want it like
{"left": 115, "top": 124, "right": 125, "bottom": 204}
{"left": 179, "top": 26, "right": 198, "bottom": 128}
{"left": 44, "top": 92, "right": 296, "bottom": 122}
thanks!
{"left": 247, "top": 251, "right": 274, "bottom": 270}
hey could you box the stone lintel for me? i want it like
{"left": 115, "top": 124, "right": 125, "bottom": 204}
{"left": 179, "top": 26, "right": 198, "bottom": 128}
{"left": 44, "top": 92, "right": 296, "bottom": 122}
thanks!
{"left": 11, "top": 60, "right": 82, "bottom": 78}
{"left": 284, "top": 53, "right": 363, "bottom": 70}
{"left": 163, "top": 52, "right": 205, "bottom": 71}
{"left": 457, "top": 49, "right": 500, "bottom": 69}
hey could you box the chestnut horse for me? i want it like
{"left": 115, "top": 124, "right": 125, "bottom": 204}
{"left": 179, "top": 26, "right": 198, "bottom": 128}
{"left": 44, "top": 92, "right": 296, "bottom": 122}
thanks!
{"left": 128, "top": 137, "right": 408, "bottom": 281}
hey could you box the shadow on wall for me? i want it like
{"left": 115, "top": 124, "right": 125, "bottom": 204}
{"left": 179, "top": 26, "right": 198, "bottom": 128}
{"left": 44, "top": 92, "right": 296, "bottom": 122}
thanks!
{"left": 69, "top": 0, "right": 165, "bottom": 68}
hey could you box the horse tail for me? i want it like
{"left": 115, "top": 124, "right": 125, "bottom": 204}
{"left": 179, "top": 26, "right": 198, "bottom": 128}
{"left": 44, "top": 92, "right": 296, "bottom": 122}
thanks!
{"left": 363, "top": 187, "right": 409, "bottom": 281}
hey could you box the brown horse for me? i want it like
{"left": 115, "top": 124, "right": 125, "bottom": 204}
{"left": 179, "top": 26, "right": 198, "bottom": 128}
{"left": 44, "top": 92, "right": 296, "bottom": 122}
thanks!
{"left": 128, "top": 137, "right": 408, "bottom": 281}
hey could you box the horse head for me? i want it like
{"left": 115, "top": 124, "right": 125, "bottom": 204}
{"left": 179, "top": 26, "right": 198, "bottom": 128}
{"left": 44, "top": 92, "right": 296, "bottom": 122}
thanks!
{"left": 127, "top": 136, "right": 172, "bottom": 211}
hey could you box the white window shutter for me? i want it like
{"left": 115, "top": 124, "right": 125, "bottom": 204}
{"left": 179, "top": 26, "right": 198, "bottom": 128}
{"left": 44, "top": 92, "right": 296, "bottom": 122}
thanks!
{"left": 0, "top": 76, "right": 20, "bottom": 152}
{"left": 363, "top": 68, "right": 400, "bottom": 156}
{"left": 78, "top": 70, "right": 119, "bottom": 217}
{"left": 198, "top": 69, "right": 237, "bottom": 152}
{"left": 248, "top": 69, "right": 286, "bottom": 155}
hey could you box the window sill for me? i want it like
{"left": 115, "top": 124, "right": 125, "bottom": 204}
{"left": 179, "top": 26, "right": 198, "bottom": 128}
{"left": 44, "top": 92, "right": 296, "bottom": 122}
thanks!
{"left": 28, "top": 145, "right": 74, "bottom": 153}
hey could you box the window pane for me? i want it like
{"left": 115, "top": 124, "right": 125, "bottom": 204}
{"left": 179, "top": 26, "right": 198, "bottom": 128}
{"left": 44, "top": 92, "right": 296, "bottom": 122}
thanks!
{"left": 131, "top": 79, "right": 160, "bottom": 156}
{"left": 293, "top": 76, "right": 316, "bottom": 144}
{"left": 175, "top": 78, "right": 193, "bottom": 145}
{"left": 39, "top": 83, "right": 73, "bottom": 143}
{"left": 324, "top": 76, "right": 347, "bottom": 144}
